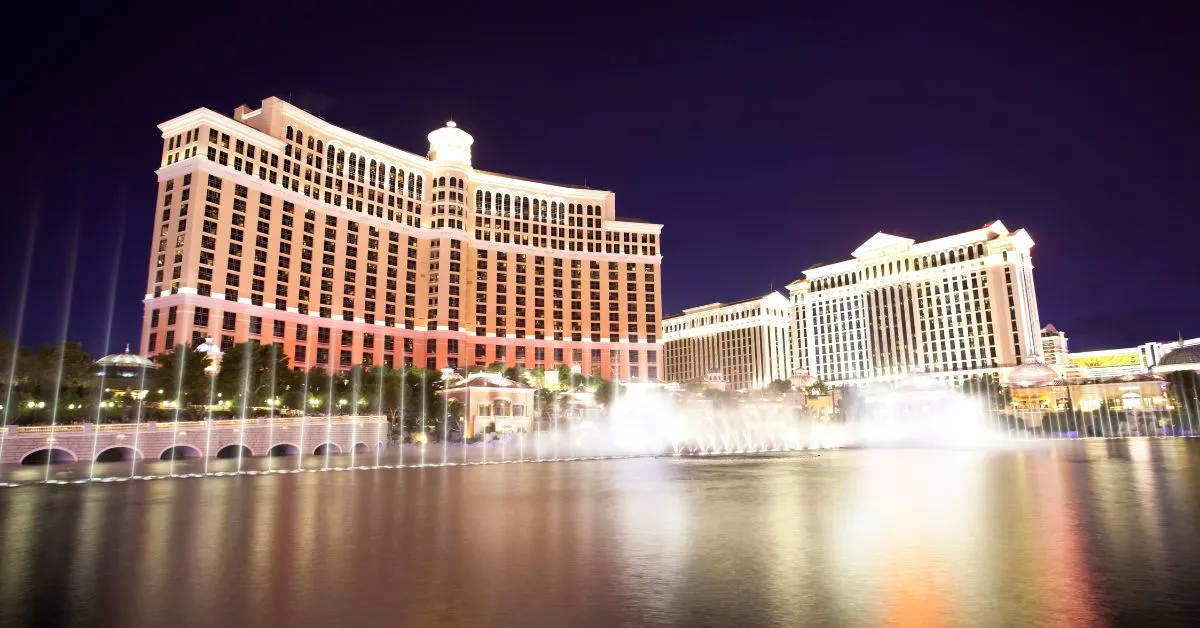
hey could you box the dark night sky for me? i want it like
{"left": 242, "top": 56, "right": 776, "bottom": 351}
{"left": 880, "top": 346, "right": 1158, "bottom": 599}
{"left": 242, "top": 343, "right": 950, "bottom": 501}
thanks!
{"left": 1, "top": 2, "right": 1198, "bottom": 356}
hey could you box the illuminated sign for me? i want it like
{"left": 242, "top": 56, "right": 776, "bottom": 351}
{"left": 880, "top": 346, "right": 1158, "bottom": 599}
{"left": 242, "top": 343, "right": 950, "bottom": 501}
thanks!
{"left": 1068, "top": 352, "right": 1141, "bottom": 369}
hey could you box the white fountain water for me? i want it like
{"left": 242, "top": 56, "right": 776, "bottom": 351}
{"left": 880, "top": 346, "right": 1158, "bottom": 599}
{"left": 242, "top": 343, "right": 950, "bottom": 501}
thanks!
{"left": 0, "top": 218, "right": 37, "bottom": 465}
{"left": 324, "top": 369, "right": 335, "bottom": 469}
{"left": 605, "top": 388, "right": 846, "bottom": 456}
{"left": 350, "top": 367, "right": 360, "bottom": 468}
{"left": 374, "top": 366, "right": 385, "bottom": 468}
{"left": 203, "top": 365, "right": 216, "bottom": 473}
{"left": 398, "top": 366, "right": 406, "bottom": 467}
{"left": 266, "top": 343, "right": 278, "bottom": 471}
{"left": 127, "top": 354, "right": 150, "bottom": 478}
{"left": 297, "top": 369, "right": 311, "bottom": 470}
{"left": 43, "top": 223, "right": 80, "bottom": 482}
{"left": 845, "top": 374, "right": 1033, "bottom": 450}
{"left": 166, "top": 343, "right": 191, "bottom": 476}
{"left": 87, "top": 221, "right": 125, "bottom": 480}
{"left": 235, "top": 341, "right": 253, "bottom": 472}
{"left": 419, "top": 369, "right": 427, "bottom": 466}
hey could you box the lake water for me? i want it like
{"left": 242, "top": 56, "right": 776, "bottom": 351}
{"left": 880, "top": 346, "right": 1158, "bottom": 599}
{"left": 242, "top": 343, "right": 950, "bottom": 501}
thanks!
{"left": 1, "top": 439, "right": 1198, "bottom": 627}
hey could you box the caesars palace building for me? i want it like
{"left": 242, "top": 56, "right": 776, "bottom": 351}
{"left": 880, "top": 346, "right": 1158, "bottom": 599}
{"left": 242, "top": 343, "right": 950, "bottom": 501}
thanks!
{"left": 787, "top": 221, "right": 1043, "bottom": 387}
{"left": 142, "top": 97, "right": 663, "bottom": 381}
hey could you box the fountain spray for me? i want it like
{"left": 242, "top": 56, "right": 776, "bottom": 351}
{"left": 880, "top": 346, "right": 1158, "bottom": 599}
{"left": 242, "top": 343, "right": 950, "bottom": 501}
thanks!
{"left": 235, "top": 341, "right": 253, "bottom": 472}
{"left": 266, "top": 343, "right": 278, "bottom": 471}
{"left": 44, "top": 222, "right": 80, "bottom": 482}
{"left": 0, "top": 216, "right": 37, "bottom": 465}
{"left": 297, "top": 368, "right": 310, "bottom": 470}
{"left": 88, "top": 215, "right": 125, "bottom": 480}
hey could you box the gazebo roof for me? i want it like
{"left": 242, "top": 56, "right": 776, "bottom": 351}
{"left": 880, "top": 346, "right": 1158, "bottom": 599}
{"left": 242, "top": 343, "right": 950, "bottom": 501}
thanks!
{"left": 445, "top": 372, "right": 533, "bottom": 391}
{"left": 95, "top": 346, "right": 155, "bottom": 369}
{"left": 1007, "top": 360, "right": 1060, "bottom": 387}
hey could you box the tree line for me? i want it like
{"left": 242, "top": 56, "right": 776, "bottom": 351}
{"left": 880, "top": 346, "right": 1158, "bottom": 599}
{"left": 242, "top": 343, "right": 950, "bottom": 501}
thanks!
{"left": 1, "top": 331, "right": 625, "bottom": 439}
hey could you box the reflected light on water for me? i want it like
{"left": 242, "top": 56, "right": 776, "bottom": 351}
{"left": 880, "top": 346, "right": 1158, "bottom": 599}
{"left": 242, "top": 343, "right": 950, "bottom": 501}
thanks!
{"left": 1, "top": 442, "right": 1199, "bottom": 627}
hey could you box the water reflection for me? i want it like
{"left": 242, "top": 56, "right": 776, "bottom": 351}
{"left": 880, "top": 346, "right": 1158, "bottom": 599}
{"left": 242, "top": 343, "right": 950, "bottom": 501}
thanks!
{"left": 1, "top": 442, "right": 1198, "bottom": 627}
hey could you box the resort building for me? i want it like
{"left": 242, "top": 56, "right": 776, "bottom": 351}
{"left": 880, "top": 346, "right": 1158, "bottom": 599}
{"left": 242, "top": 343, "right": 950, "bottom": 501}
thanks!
{"left": 786, "top": 221, "right": 1042, "bottom": 387}
{"left": 663, "top": 292, "right": 791, "bottom": 391}
{"left": 141, "top": 97, "right": 663, "bottom": 381}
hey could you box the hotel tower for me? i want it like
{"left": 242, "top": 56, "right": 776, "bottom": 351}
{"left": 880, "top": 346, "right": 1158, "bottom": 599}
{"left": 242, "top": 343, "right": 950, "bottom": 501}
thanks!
{"left": 142, "top": 97, "right": 663, "bottom": 381}
{"left": 787, "top": 221, "right": 1042, "bottom": 387}
{"left": 663, "top": 292, "right": 792, "bottom": 391}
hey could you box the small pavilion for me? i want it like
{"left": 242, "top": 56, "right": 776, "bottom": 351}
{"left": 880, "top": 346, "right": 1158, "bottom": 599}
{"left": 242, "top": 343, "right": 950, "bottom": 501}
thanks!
{"left": 440, "top": 372, "right": 535, "bottom": 437}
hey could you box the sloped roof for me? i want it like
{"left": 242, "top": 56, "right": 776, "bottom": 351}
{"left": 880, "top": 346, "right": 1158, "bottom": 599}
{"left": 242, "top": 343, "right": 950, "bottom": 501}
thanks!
{"left": 445, "top": 372, "right": 533, "bottom": 390}
{"left": 851, "top": 232, "right": 915, "bottom": 258}
{"left": 95, "top": 348, "right": 155, "bottom": 369}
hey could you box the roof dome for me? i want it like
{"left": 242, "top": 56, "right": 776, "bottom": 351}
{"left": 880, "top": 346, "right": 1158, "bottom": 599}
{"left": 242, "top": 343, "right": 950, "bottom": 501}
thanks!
{"left": 95, "top": 346, "right": 155, "bottom": 369}
{"left": 446, "top": 372, "right": 531, "bottom": 390}
{"left": 1158, "top": 344, "right": 1200, "bottom": 368}
{"left": 427, "top": 121, "right": 474, "bottom": 165}
{"left": 1007, "top": 360, "right": 1059, "bottom": 387}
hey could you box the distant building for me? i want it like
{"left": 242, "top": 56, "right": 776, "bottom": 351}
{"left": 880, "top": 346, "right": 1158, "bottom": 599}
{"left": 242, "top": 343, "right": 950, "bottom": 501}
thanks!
{"left": 1067, "top": 336, "right": 1199, "bottom": 379}
{"left": 663, "top": 292, "right": 791, "bottom": 391}
{"left": 787, "top": 220, "right": 1042, "bottom": 387}
{"left": 1011, "top": 376, "right": 1170, "bottom": 412}
{"left": 1155, "top": 343, "right": 1200, "bottom": 375}
{"left": 1041, "top": 324, "right": 1069, "bottom": 370}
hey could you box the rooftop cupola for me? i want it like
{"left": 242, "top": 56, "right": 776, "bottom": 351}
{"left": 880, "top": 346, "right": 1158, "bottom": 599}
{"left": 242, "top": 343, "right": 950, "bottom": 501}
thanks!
{"left": 427, "top": 121, "right": 474, "bottom": 166}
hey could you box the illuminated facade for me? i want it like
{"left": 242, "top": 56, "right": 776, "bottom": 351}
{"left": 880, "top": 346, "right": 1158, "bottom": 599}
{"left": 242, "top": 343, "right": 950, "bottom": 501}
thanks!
{"left": 1067, "top": 336, "right": 1199, "bottom": 379}
{"left": 142, "top": 97, "right": 663, "bottom": 380}
{"left": 439, "top": 373, "right": 535, "bottom": 437}
{"left": 787, "top": 221, "right": 1042, "bottom": 387}
{"left": 1041, "top": 324, "right": 1069, "bottom": 370}
{"left": 663, "top": 292, "right": 791, "bottom": 391}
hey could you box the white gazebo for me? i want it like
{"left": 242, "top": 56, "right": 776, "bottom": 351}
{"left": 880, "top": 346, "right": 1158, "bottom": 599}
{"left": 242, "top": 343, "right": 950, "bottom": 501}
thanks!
{"left": 439, "top": 372, "right": 535, "bottom": 437}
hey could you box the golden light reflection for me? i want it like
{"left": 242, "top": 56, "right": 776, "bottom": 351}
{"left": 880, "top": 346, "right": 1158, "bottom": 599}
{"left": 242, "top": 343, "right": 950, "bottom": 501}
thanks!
{"left": 833, "top": 450, "right": 1008, "bottom": 626}
{"left": 1029, "top": 449, "right": 1102, "bottom": 626}
{"left": 0, "top": 489, "right": 43, "bottom": 621}
{"left": 134, "top": 480, "right": 175, "bottom": 621}
{"left": 68, "top": 485, "right": 108, "bottom": 614}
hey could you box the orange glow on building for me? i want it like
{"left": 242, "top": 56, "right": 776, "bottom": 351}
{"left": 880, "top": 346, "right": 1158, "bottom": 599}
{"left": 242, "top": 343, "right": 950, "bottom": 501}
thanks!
{"left": 142, "top": 98, "right": 663, "bottom": 380}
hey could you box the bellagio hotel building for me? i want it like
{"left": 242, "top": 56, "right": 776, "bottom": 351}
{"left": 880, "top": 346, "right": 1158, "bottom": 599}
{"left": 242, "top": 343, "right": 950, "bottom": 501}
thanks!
{"left": 787, "top": 221, "right": 1042, "bottom": 387}
{"left": 141, "top": 97, "right": 663, "bottom": 381}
